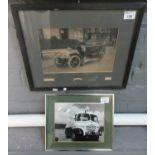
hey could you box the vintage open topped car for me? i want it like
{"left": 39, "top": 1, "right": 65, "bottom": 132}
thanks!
{"left": 41, "top": 38, "right": 106, "bottom": 68}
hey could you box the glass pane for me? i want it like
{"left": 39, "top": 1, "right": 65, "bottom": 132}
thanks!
{"left": 39, "top": 27, "right": 118, "bottom": 82}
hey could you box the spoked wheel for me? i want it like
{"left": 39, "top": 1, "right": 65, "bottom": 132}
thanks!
{"left": 55, "top": 58, "right": 60, "bottom": 66}
{"left": 68, "top": 55, "right": 81, "bottom": 68}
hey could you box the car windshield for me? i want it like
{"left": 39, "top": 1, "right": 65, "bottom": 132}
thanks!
{"left": 90, "top": 114, "right": 99, "bottom": 123}
{"left": 76, "top": 113, "right": 99, "bottom": 122}
{"left": 77, "top": 113, "right": 90, "bottom": 121}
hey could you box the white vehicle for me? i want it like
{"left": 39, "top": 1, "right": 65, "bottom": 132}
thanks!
{"left": 65, "top": 111, "right": 103, "bottom": 141}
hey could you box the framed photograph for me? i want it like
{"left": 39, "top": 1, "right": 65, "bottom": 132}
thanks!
{"left": 11, "top": 2, "right": 146, "bottom": 90}
{"left": 45, "top": 94, "right": 114, "bottom": 150}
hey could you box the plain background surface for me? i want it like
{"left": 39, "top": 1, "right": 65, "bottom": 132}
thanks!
{"left": 8, "top": 1, "right": 147, "bottom": 154}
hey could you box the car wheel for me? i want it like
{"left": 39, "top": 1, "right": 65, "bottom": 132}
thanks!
{"left": 65, "top": 128, "right": 72, "bottom": 138}
{"left": 55, "top": 58, "right": 61, "bottom": 66}
{"left": 94, "top": 135, "right": 99, "bottom": 141}
{"left": 71, "top": 132, "right": 77, "bottom": 141}
{"left": 65, "top": 128, "right": 69, "bottom": 138}
{"left": 68, "top": 55, "right": 81, "bottom": 68}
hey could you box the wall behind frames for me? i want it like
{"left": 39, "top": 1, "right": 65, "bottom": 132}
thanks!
{"left": 8, "top": 1, "right": 147, "bottom": 153}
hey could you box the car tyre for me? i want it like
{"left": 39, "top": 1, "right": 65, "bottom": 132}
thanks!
{"left": 55, "top": 58, "right": 61, "bottom": 67}
{"left": 94, "top": 135, "right": 99, "bottom": 141}
{"left": 68, "top": 55, "right": 81, "bottom": 68}
{"left": 65, "top": 128, "right": 72, "bottom": 138}
{"left": 71, "top": 132, "right": 77, "bottom": 141}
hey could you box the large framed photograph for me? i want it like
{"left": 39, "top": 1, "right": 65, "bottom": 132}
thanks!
{"left": 45, "top": 94, "right": 114, "bottom": 150}
{"left": 11, "top": 2, "right": 146, "bottom": 90}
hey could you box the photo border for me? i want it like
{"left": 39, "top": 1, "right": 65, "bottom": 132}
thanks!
{"left": 45, "top": 94, "right": 114, "bottom": 151}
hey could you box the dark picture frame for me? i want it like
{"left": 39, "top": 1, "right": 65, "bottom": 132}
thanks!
{"left": 45, "top": 94, "right": 114, "bottom": 150}
{"left": 11, "top": 1, "right": 146, "bottom": 90}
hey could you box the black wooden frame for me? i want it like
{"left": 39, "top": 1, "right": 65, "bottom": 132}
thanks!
{"left": 11, "top": 1, "right": 146, "bottom": 91}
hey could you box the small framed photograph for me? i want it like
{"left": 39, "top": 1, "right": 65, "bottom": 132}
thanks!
{"left": 11, "top": 2, "right": 145, "bottom": 90}
{"left": 45, "top": 94, "right": 114, "bottom": 150}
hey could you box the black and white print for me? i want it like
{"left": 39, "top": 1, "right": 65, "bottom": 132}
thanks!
{"left": 54, "top": 102, "right": 105, "bottom": 142}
